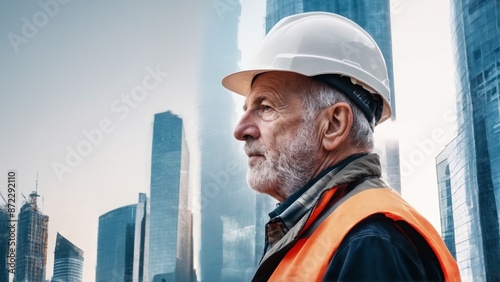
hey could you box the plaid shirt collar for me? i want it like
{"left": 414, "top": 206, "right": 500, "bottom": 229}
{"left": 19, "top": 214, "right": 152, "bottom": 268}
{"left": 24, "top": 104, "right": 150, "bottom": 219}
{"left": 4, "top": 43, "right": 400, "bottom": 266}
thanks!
{"left": 264, "top": 153, "right": 367, "bottom": 252}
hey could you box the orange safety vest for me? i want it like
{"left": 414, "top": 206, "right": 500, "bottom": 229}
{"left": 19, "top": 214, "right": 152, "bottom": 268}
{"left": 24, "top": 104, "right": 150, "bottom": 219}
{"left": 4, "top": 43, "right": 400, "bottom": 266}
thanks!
{"left": 268, "top": 188, "right": 461, "bottom": 281}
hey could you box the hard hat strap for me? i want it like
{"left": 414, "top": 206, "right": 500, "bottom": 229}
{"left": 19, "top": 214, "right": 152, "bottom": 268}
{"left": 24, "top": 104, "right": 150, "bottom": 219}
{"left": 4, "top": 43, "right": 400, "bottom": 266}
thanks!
{"left": 312, "top": 75, "right": 383, "bottom": 129}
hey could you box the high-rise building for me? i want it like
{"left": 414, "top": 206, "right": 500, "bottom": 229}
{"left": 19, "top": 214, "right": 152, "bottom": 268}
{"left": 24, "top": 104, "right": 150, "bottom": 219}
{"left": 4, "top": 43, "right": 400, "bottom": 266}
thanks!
{"left": 51, "top": 233, "right": 84, "bottom": 282}
{"left": 197, "top": 2, "right": 258, "bottom": 281}
{"left": 14, "top": 191, "right": 49, "bottom": 282}
{"left": 96, "top": 194, "right": 146, "bottom": 282}
{"left": 148, "top": 111, "right": 193, "bottom": 282}
{"left": 0, "top": 207, "right": 9, "bottom": 282}
{"left": 436, "top": 0, "right": 500, "bottom": 280}
{"left": 265, "top": 0, "right": 401, "bottom": 193}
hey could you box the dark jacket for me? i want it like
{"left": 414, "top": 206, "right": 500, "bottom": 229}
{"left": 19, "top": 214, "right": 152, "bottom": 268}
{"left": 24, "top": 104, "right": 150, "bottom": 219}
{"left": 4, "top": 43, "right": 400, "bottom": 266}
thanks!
{"left": 323, "top": 213, "right": 443, "bottom": 281}
{"left": 253, "top": 154, "right": 448, "bottom": 281}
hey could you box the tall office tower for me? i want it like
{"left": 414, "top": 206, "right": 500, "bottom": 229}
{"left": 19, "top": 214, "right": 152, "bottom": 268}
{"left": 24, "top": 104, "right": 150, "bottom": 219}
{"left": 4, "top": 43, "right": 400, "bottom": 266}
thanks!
{"left": 265, "top": 0, "right": 401, "bottom": 193}
{"left": 96, "top": 204, "right": 136, "bottom": 282}
{"left": 148, "top": 111, "right": 193, "bottom": 282}
{"left": 0, "top": 207, "right": 9, "bottom": 282}
{"left": 14, "top": 191, "right": 49, "bottom": 282}
{"left": 197, "top": 2, "right": 257, "bottom": 281}
{"left": 51, "top": 233, "right": 84, "bottom": 282}
{"left": 435, "top": 0, "right": 500, "bottom": 280}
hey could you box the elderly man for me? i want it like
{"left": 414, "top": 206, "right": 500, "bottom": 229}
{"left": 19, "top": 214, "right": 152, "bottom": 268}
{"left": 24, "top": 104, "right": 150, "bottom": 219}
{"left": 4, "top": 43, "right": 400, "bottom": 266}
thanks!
{"left": 222, "top": 12, "right": 460, "bottom": 281}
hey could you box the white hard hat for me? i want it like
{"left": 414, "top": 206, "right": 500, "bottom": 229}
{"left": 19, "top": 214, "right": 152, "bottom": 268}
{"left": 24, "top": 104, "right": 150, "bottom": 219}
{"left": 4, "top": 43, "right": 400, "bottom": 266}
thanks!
{"left": 222, "top": 12, "right": 392, "bottom": 124}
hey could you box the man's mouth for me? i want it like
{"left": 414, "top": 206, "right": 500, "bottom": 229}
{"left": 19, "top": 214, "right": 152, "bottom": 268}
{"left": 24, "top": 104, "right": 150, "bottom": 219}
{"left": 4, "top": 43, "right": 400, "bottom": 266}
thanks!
{"left": 248, "top": 154, "right": 264, "bottom": 159}
{"left": 246, "top": 149, "right": 265, "bottom": 159}
{"left": 244, "top": 143, "right": 266, "bottom": 159}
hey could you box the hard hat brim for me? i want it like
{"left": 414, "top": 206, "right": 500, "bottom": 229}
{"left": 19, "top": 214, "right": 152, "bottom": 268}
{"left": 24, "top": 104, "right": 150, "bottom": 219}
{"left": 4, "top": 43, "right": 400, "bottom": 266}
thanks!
{"left": 221, "top": 69, "right": 392, "bottom": 124}
{"left": 221, "top": 69, "right": 270, "bottom": 96}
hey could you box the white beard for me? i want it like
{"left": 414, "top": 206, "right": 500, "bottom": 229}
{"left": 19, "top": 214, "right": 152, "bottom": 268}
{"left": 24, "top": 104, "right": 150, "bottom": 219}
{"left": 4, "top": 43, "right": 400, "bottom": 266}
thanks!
{"left": 245, "top": 120, "right": 319, "bottom": 199}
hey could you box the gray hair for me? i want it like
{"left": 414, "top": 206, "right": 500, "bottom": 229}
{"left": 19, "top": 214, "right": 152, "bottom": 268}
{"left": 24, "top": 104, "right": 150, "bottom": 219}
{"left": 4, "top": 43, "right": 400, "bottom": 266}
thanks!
{"left": 299, "top": 79, "right": 374, "bottom": 151}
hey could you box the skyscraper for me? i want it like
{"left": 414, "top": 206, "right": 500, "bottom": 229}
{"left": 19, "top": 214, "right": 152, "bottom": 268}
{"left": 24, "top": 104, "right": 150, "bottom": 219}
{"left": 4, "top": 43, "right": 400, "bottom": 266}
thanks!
{"left": 197, "top": 2, "right": 258, "bottom": 281}
{"left": 14, "top": 191, "right": 49, "bottom": 282}
{"left": 96, "top": 203, "right": 137, "bottom": 282}
{"left": 436, "top": 0, "right": 500, "bottom": 280}
{"left": 51, "top": 233, "right": 84, "bottom": 282}
{"left": 265, "top": 0, "right": 401, "bottom": 193}
{"left": 0, "top": 207, "right": 9, "bottom": 282}
{"left": 148, "top": 111, "right": 193, "bottom": 282}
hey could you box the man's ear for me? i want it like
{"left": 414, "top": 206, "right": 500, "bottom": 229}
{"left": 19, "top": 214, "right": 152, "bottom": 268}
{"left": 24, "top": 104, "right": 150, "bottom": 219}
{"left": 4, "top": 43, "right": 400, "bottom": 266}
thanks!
{"left": 320, "top": 102, "right": 353, "bottom": 151}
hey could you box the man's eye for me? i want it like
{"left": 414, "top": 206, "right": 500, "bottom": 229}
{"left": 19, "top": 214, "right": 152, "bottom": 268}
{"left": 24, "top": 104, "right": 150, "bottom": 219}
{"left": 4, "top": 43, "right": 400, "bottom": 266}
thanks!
{"left": 261, "top": 105, "right": 272, "bottom": 112}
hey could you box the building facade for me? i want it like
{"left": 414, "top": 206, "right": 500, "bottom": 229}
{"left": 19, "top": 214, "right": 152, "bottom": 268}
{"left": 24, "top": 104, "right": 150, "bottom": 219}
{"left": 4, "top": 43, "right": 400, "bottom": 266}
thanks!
{"left": 265, "top": 0, "right": 401, "bottom": 193}
{"left": 436, "top": 146, "right": 457, "bottom": 260}
{"left": 51, "top": 233, "right": 83, "bottom": 282}
{"left": 436, "top": 0, "right": 500, "bottom": 280}
{"left": 197, "top": 2, "right": 258, "bottom": 281}
{"left": 95, "top": 193, "right": 147, "bottom": 282}
{"left": 14, "top": 191, "right": 49, "bottom": 282}
{"left": 148, "top": 111, "right": 193, "bottom": 282}
{"left": 96, "top": 204, "right": 137, "bottom": 282}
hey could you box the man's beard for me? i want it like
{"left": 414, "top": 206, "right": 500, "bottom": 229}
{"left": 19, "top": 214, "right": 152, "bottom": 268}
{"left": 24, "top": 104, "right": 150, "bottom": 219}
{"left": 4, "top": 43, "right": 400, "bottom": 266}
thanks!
{"left": 244, "top": 120, "right": 319, "bottom": 200}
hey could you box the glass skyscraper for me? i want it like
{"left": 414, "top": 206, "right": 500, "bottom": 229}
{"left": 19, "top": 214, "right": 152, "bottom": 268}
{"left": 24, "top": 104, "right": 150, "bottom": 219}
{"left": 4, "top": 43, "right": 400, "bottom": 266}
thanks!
{"left": 436, "top": 0, "right": 500, "bottom": 280}
{"left": 14, "top": 191, "right": 49, "bottom": 282}
{"left": 96, "top": 203, "right": 137, "bottom": 282}
{"left": 51, "top": 233, "right": 84, "bottom": 282}
{"left": 265, "top": 0, "right": 401, "bottom": 193}
{"left": 148, "top": 111, "right": 193, "bottom": 282}
{"left": 196, "top": 2, "right": 257, "bottom": 282}
{"left": 96, "top": 193, "right": 147, "bottom": 282}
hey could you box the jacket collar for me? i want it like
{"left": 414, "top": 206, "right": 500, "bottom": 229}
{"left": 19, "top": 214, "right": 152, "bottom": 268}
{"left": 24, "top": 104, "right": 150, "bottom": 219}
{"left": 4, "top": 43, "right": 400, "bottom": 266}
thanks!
{"left": 269, "top": 153, "right": 380, "bottom": 229}
{"left": 268, "top": 153, "right": 368, "bottom": 221}
{"left": 260, "top": 153, "right": 384, "bottom": 264}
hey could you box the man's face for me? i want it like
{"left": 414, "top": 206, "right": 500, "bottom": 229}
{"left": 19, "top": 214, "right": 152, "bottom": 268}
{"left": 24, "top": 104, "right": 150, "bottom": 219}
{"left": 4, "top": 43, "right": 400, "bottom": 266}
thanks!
{"left": 233, "top": 72, "right": 320, "bottom": 202}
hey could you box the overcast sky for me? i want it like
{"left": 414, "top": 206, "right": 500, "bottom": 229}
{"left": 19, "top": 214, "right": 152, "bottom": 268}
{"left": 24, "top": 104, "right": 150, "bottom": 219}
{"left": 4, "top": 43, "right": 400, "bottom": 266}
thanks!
{"left": 0, "top": 0, "right": 456, "bottom": 280}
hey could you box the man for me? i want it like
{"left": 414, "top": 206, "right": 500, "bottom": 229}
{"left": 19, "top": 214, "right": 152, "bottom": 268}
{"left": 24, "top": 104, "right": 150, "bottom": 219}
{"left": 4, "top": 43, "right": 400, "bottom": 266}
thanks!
{"left": 222, "top": 12, "right": 460, "bottom": 281}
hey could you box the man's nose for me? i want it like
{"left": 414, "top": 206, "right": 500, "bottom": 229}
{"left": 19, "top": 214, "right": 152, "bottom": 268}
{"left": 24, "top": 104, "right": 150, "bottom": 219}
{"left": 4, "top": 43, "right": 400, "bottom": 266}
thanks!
{"left": 234, "top": 111, "right": 260, "bottom": 141}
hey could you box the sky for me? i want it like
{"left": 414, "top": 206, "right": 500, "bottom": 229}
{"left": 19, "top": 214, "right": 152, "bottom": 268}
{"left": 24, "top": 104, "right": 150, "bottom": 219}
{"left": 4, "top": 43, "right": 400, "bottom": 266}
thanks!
{"left": 384, "top": 0, "right": 457, "bottom": 227}
{"left": 0, "top": 0, "right": 456, "bottom": 280}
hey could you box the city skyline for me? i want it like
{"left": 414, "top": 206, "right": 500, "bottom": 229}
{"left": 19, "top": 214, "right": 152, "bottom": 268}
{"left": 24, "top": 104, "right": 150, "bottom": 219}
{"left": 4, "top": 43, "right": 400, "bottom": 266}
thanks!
{"left": 0, "top": 1, "right": 457, "bottom": 280}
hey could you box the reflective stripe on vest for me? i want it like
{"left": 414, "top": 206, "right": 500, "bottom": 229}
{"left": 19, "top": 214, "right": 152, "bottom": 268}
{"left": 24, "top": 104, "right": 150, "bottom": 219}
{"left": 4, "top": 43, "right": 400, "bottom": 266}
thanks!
{"left": 268, "top": 188, "right": 461, "bottom": 282}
